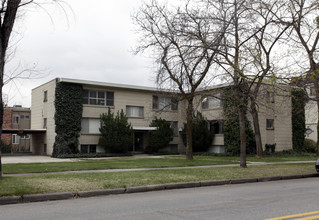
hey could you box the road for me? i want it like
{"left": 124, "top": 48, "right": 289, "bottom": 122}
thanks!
{"left": 1, "top": 178, "right": 318, "bottom": 220}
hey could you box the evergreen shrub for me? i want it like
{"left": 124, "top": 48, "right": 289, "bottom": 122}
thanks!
{"left": 147, "top": 118, "right": 174, "bottom": 153}
{"left": 99, "top": 108, "right": 133, "bottom": 153}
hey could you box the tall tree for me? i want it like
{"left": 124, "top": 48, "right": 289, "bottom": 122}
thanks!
{"left": 133, "top": 0, "right": 228, "bottom": 160}
{"left": 0, "top": 0, "right": 66, "bottom": 179}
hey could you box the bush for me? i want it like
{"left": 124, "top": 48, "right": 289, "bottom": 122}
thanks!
{"left": 1, "top": 141, "right": 11, "bottom": 153}
{"left": 55, "top": 152, "right": 133, "bottom": 158}
{"left": 99, "top": 108, "right": 133, "bottom": 153}
{"left": 147, "top": 118, "right": 174, "bottom": 153}
{"left": 264, "top": 143, "right": 276, "bottom": 155}
{"left": 181, "top": 112, "right": 214, "bottom": 152}
{"left": 303, "top": 138, "right": 317, "bottom": 153}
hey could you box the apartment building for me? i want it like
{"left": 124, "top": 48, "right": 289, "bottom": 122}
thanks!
{"left": 31, "top": 78, "right": 293, "bottom": 155}
{"left": 2, "top": 105, "right": 31, "bottom": 152}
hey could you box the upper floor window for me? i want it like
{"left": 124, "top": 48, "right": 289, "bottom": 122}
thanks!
{"left": 266, "top": 119, "right": 274, "bottom": 130}
{"left": 43, "top": 91, "right": 48, "bottom": 102}
{"left": 153, "top": 95, "right": 178, "bottom": 111}
{"left": 13, "top": 115, "right": 19, "bottom": 124}
{"left": 126, "top": 106, "right": 144, "bottom": 118}
{"left": 202, "top": 94, "right": 222, "bottom": 109}
{"left": 83, "top": 89, "right": 114, "bottom": 106}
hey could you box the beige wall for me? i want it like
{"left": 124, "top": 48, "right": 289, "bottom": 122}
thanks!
{"left": 31, "top": 79, "right": 57, "bottom": 155}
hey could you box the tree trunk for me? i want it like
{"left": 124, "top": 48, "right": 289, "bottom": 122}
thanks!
{"left": 250, "top": 99, "right": 263, "bottom": 157}
{"left": 186, "top": 99, "right": 193, "bottom": 160}
{"left": 0, "top": 59, "right": 4, "bottom": 180}
{"left": 239, "top": 106, "right": 247, "bottom": 168}
{"left": 317, "top": 105, "right": 319, "bottom": 156}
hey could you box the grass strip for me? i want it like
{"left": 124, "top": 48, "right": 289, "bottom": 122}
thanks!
{"left": 0, "top": 163, "right": 316, "bottom": 197}
{"left": 3, "top": 155, "right": 317, "bottom": 174}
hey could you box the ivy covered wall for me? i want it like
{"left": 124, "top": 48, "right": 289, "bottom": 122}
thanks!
{"left": 53, "top": 82, "right": 83, "bottom": 157}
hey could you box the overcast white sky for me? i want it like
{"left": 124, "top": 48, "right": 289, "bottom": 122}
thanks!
{"left": 4, "top": 0, "right": 158, "bottom": 107}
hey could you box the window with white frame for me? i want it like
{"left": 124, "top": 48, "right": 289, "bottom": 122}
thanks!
{"left": 153, "top": 95, "right": 178, "bottom": 111}
{"left": 83, "top": 89, "right": 114, "bottom": 106}
{"left": 266, "top": 119, "right": 274, "bottom": 130}
{"left": 126, "top": 106, "right": 144, "bottom": 118}
{"left": 12, "top": 134, "right": 19, "bottom": 144}
{"left": 20, "top": 115, "right": 30, "bottom": 120}
{"left": 81, "top": 118, "right": 101, "bottom": 134}
{"left": 202, "top": 93, "right": 222, "bottom": 109}
{"left": 13, "top": 115, "right": 19, "bottom": 124}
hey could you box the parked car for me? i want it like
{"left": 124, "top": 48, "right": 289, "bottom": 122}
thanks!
{"left": 316, "top": 159, "right": 319, "bottom": 172}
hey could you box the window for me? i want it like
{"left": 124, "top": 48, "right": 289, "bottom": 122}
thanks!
{"left": 170, "top": 121, "right": 178, "bottom": 136}
{"left": 13, "top": 115, "right": 19, "bottom": 124}
{"left": 202, "top": 94, "right": 222, "bottom": 109}
{"left": 266, "top": 119, "right": 274, "bottom": 130}
{"left": 81, "top": 118, "right": 101, "bottom": 134}
{"left": 83, "top": 89, "right": 114, "bottom": 106}
{"left": 20, "top": 115, "right": 30, "bottom": 120}
{"left": 81, "top": 145, "right": 97, "bottom": 153}
{"left": 267, "top": 91, "right": 274, "bottom": 103}
{"left": 126, "top": 106, "right": 144, "bottom": 118}
{"left": 12, "top": 134, "right": 19, "bottom": 144}
{"left": 210, "top": 120, "right": 224, "bottom": 134}
{"left": 43, "top": 118, "right": 47, "bottom": 129}
{"left": 153, "top": 95, "right": 178, "bottom": 111}
{"left": 44, "top": 144, "right": 47, "bottom": 153}
{"left": 43, "top": 91, "right": 48, "bottom": 102}
{"left": 310, "top": 87, "right": 316, "bottom": 96}
{"left": 20, "top": 134, "right": 30, "bottom": 139}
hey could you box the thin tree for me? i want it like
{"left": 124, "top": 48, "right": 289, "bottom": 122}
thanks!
{"left": 133, "top": 0, "right": 228, "bottom": 160}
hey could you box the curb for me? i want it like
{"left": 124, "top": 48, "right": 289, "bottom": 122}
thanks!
{"left": 0, "top": 173, "right": 318, "bottom": 206}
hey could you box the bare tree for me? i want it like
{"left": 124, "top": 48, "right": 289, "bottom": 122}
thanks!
{"left": 0, "top": 0, "right": 67, "bottom": 179}
{"left": 133, "top": 0, "right": 228, "bottom": 160}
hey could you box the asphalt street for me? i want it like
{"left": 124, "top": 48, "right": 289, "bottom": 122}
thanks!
{"left": 0, "top": 178, "right": 318, "bottom": 220}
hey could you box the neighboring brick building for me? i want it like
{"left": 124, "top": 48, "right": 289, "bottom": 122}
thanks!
{"left": 2, "top": 105, "right": 31, "bottom": 152}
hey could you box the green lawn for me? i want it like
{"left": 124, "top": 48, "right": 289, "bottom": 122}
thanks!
{"left": 2, "top": 154, "right": 317, "bottom": 174}
{"left": 0, "top": 163, "right": 316, "bottom": 197}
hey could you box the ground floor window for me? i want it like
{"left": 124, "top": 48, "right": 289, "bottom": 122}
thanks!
{"left": 81, "top": 145, "right": 97, "bottom": 153}
{"left": 12, "top": 134, "right": 19, "bottom": 144}
{"left": 210, "top": 120, "right": 224, "bottom": 134}
{"left": 266, "top": 119, "right": 274, "bottom": 130}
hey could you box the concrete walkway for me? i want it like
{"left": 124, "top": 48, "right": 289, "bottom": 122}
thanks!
{"left": 1, "top": 155, "right": 77, "bottom": 164}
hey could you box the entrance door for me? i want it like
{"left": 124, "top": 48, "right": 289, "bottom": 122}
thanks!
{"left": 134, "top": 132, "right": 144, "bottom": 152}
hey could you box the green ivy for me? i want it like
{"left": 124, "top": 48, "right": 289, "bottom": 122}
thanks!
{"left": 223, "top": 88, "right": 256, "bottom": 156}
{"left": 53, "top": 82, "right": 83, "bottom": 157}
{"left": 291, "top": 88, "right": 306, "bottom": 152}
